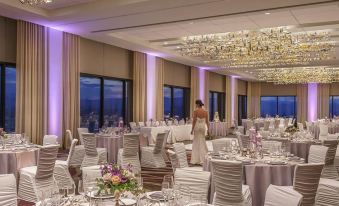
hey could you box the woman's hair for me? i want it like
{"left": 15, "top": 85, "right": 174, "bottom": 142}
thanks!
{"left": 195, "top": 99, "right": 204, "bottom": 107}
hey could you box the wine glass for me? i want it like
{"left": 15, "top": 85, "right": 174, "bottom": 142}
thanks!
{"left": 179, "top": 185, "right": 191, "bottom": 205}
{"left": 37, "top": 190, "right": 46, "bottom": 206}
{"left": 67, "top": 184, "right": 76, "bottom": 203}
{"left": 161, "top": 181, "right": 170, "bottom": 204}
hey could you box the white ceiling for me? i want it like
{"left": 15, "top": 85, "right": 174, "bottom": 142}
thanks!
{"left": 1, "top": 0, "right": 339, "bottom": 80}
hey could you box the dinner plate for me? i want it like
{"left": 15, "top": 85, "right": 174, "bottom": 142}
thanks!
{"left": 86, "top": 191, "right": 114, "bottom": 199}
{"left": 146, "top": 191, "right": 165, "bottom": 201}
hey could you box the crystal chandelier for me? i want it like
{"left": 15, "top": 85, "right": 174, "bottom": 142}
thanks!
{"left": 19, "top": 0, "right": 53, "bottom": 5}
{"left": 253, "top": 67, "right": 339, "bottom": 84}
{"left": 179, "top": 27, "right": 335, "bottom": 68}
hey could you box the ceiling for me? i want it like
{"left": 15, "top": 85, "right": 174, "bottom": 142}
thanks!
{"left": 1, "top": 0, "right": 339, "bottom": 81}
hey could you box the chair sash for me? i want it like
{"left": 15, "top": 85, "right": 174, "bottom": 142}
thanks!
{"left": 66, "top": 139, "right": 78, "bottom": 166}
{"left": 122, "top": 133, "right": 140, "bottom": 157}
{"left": 293, "top": 163, "right": 324, "bottom": 206}
{"left": 308, "top": 145, "right": 329, "bottom": 164}
{"left": 0, "top": 174, "right": 17, "bottom": 206}
{"left": 82, "top": 133, "right": 98, "bottom": 157}
{"left": 211, "top": 159, "right": 243, "bottom": 203}
{"left": 173, "top": 143, "right": 188, "bottom": 168}
{"left": 36, "top": 145, "right": 59, "bottom": 180}
{"left": 77, "top": 128, "right": 89, "bottom": 145}
{"left": 153, "top": 132, "right": 166, "bottom": 154}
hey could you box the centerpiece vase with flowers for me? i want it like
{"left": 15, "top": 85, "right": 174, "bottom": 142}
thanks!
{"left": 96, "top": 163, "right": 142, "bottom": 206}
{"left": 0, "top": 128, "right": 7, "bottom": 149}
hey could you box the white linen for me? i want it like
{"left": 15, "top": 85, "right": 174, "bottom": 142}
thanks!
{"left": 264, "top": 184, "right": 302, "bottom": 206}
{"left": 0, "top": 174, "right": 17, "bottom": 206}
{"left": 316, "top": 178, "right": 339, "bottom": 206}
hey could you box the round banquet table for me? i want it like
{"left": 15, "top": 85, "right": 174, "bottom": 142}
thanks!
{"left": 203, "top": 156, "right": 299, "bottom": 206}
{"left": 96, "top": 134, "right": 123, "bottom": 164}
{"left": 210, "top": 122, "right": 228, "bottom": 136}
{"left": 288, "top": 141, "right": 321, "bottom": 162}
{"left": 0, "top": 147, "right": 39, "bottom": 175}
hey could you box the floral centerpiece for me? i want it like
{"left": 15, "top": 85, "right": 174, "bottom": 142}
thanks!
{"left": 285, "top": 125, "right": 299, "bottom": 135}
{"left": 0, "top": 128, "right": 8, "bottom": 148}
{"left": 96, "top": 163, "right": 141, "bottom": 205}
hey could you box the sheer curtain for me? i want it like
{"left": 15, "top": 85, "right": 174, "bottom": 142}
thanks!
{"left": 16, "top": 21, "right": 47, "bottom": 145}
{"left": 297, "top": 84, "right": 308, "bottom": 124}
{"left": 247, "top": 82, "right": 261, "bottom": 118}
{"left": 62, "top": 32, "right": 80, "bottom": 148}
{"left": 133, "top": 51, "right": 147, "bottom": 122}
{"left": 190, "top": 67, "right": 200, "bottom": 117}
{"left": 318, "top": 84, "right": 330, "bottom": 119}
{"left": 155, "top": 57, "right": 164, "bottom": 120}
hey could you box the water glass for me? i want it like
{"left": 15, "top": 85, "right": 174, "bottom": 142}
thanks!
{"left": 161, "top": 182, "right": 170, "bottom": 204}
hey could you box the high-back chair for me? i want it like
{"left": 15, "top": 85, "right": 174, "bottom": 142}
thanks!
{"left": 77, "top": 127, "right": 89, "bottom": 145}
{"left": 66, "top": 130, "right": 73, "bottom": 142}
{"left": 129, "top": 122, "right": 137, "bottom": 131}
{"left": 237, "top": 134, "right": 250, "bottom": 149}
{"left": 262, "top": 141, "right": 282, "bottom": 154}
{"left": 308, "top": 145, "right": 329, "bottom": 164}
{"left": 81, "top": 133, "right": 99, "bottom": 168}
{"left": 264, "top": 184, "right": 302, "bottom": 206}
{"left": 138, "top": 122, "right": 145, "bottom": 127}
{"left": 117, "top": 133, "right": 141, "bottom": 173}
{"left": 319, "top": 124, "right": 329, "bottom": 140}
{"left": 211, "top": 159, "right": 252, "bottom": 206}
{"left": 173, "top": 143, "right": 189, "bottom": 168}
{"left": 141, "top": 132, "right": 167, "bottom": 168}
{"left": 0, "top": 174, "right": 17, "bottom": 206}
{"left": 321, "top": 140, "right": 339, "bottom": 179}
{"left": 43, "top": 135, "right": 58, "bottom": 146}
{"left": 211, "top": 138, "right": 238, "bottom": 153}
{"left": 18, "top": 145, "right": 59, "bottom": 203}
{"left": 316, "top": 177, "right": 339, "bottom": 206}
{"left": 297, "top": 123, "right": 304, "bottom": 131}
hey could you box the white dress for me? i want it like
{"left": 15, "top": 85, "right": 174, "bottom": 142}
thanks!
{"left": 190, "top": 117, "right": 208, "bottom": 165}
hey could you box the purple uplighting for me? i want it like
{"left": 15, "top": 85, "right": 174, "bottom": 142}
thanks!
{"left": 230, "top": 76, "right": 236, "bottom": 121}
{"left": 146, "top": 54, "right": 156, "bottom": 119}
{"left": 199, "top": 68, "right": 205, "bottom": 101}
{"left": 308, "top": 83, "right": 317, "bottom": 121}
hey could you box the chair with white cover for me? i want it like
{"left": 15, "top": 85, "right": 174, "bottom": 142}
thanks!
{"left": 81, "top": 133, "right": 100, "bottom": 168}
{"left": 264, "top": 184, "right": 302, "bottom": 206}
{"left": 141, "top": 132, "right": 167, "bottom": 168}
{"left": 66, "top": 130, "right": 85, "bottom": 166}
{"left": 43, "top": 135, "right": 58, "bottom": 146}
{"left": 211, "top": 159, "right": 252, "bottom": 206}
{"left": 173, "top": 143, "right": 189, "bottom": 168}
{"left": 298, "top": 123, "right": 304, "bottom": 132}
{"left": 321, "top": 140, "right": 339, "bottom": 179}
{"left": 145, "top": 121, "right": 151, "bottom": 127}
{"left": 308, "top": 145, "right": 329, "bottom": 164}
{"left": 315, "top": 178, "right": 339, "bottom": 206}
{"left": 319, "top": 124, "right": 338, "bottom": 141}
{"left": 54, "top": 139, "right": 78, "bottom": 189}
{"left": 160, "top": 121, "right": 166, "bottom": 126}
{"left": 82, "top": 166, "right": 102, "bottom": 191}
{"left": 18, "top": 145, "right": 59, "bottom": 203}
{"left": 0, "top": 174, "right": 17, "bottom": 206}
{"left": 167, "top": 149, "right": 179, "bottom": 172}
{"left": 174, "top": 168, "right": 211, "bottom": 204}
{"left": 77, "top": 127, "right": 89, "bottom": 145}
{"left": 262, "top": 141, "right": 282, "bottom": 154}
{"left": 211, "top": 138, "right": 238, "bottom": 153}
{"left": 117, "top": 133, "right": 141, "bottom": 173}
{"left": 129, "top": 122, "right": 138, "bottom": 131}
{"left": 237, "top": 134, "right": 250, "bottom": 149}
{"left": 138, "top": 122, "right": 145, "bottom": 127}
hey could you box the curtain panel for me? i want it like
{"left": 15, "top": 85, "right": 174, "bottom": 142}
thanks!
{"left": 16, "top": 21, "right": 47, "bottom": 145}
{"left": 247, "top": 82, "right": 261, "bottom": 118}
{"left": 225, "top": 76, "right": 232, "bottom": 127}
{"left": 155, "top": 57, "right": 164, "bottom": 120}
{"left": 190, "top": 67, "right": 199, "bottom": 117}
{"left": 297, "top": 84, "right": 308, "bottom": 124}
{"left": 133, "top": 51, "right": 147, "bottom": 122}
{"left": 317, "top": 84, "right": 330, "bottom": 119}
{"left": 62, "top": 32, "right": 80, "bottom": 148}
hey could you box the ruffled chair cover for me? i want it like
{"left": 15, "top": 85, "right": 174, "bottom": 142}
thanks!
{"left": 212, "top": 138, "right": 238, "bottom": 153}
{"left": 237, "top": 134, "right": 250, "bottom": 150}
{"left": 66, "top": 130, "right": 85, "bottom": 167}
{"left": 81, "top": 133, "right": 100, "bottom": 168}
{"left": 321, "top": 140, "right": 339, "bottom": 179}
{"left": 0, "top": 174, "right": 17, "bottom": 206}
{"left": 129, "top": 122, "right": 138, "bottom": 132}
{"left": 117, "top": 133, "right": 141, "bottom": 173}
{"left": 173, "top": 143, "right": 189, "bottom": 168}
{"left": 315, "top": 178, "right": 339, "bottom": 206}
{"left": 82, "top": 165, "right": 102, "bottom": 191}
{"left": 308, "top": 145, "right": 328, "bottom": 164}
{"left": 319, "top": 124, "right": 329, "bottom": 141}
{"left": 54, "top": 139, "right": 78, "bottom": 189}
{"left": 141, "top": 132, "right": 166, "bottom": 168}
{"left": 42, "top": 135, "right": 58, "bottom": 146}
{"left": 77, "top": 127, "right": 88, "bottom": 145}
{"left": 167, "top": 149, "right": 179, "bottom": 171}
{"left": 211, "top": 159, "right": 252, "bottom": 206}
{"left": 174, "top": 168, "right": 211, "bottom": 203}
{"left": 18, "top": 145, "right": 59, "bottom": 203}
{"left": 262, "top": 141, "right": 282, "bottom": 154}
{"left": 264, "top": 184, "right": 302, "bottom": 206}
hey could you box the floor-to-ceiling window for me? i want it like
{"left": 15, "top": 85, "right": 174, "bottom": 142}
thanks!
{"left": 0, "top": 64, "right": 16, "bottom": 132}
{"left": 329, "top": 96, "right": 339, "bottom": 118}
{"left": 260, "top": 96, "right": 296, "bottom": 118}
{"left": 80, "top": 74, "right": 132, "bottom": 132}
{"left": 209, "top": 91, "right": 225, "bottom": 121}
{"left": 163, "top": 85, "right": 190, "bottom": 120}
{"left": 238, "top": 95, "right": 247, "bottom": 125}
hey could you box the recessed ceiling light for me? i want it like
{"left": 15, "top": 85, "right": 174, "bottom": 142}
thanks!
{"left": 189, "top": 22, "right": 194, "bottom": 25}
{"left": 176, "top": 46, "right": 181, "bottom": 49}
{"left": 265, "top": 12, "right": 271, "bottom": 15}
{"left": 164, "top": 42, "right": 168, "bottom": 45}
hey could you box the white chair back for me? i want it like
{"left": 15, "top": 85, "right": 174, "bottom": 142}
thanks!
{"left": 77, "top": 128, "right": 89, "bottom": 145}
{"left": 145, "top": 121, "right": 151, "bottom": 127}
{"left": 66, "top": 139, "right": 78, "bottom": 166}
{"left": 238, "top": 134, "right": 250, "bottom": 149}
{"left": 36, "top": 145, "right": 59, "bottom": 180}
{"left": 160, "top": 121, "right": 166, "bottom": 126}
{"left": 319, "top": 124, "right": 329, "bottom": 137}
{"left": 43, "top": 135, "right": 58, "bottom": 146}
{"left": 122, "top": 133, "right": 140, "bottom": 157}
{"left": 322, "top": 140, "right": 338, "bottom": 165}
{"left": 174, "top": 168, "right": 211, "bottom": 203}
{"left": 138, "top": 122, "right": 145, "bottom": 127}
{"left": 262, "top": 141, "right": 282, "bottom": 154}
{"left": 0, "top": 174, "right": 17, "bottom": 206}
{"left": 129, "top": 122, "right": 137, "bottom": 131}
{"left": 297, "top": 123, "right": 304, "bottom": 131}
{"left": 211, "top": 159, "right": 243, "bottom": 204}
{"left": 264, "top": 184, "right": 302, "bottom": 206}
{"left": 153, "top": 132, "right": 166, "bottom": 154}
{"left": 212, "top": 138, "right": 238, "bottom": 153}
{"left": 308, "top": 145, "right": 329, "bottom": 164}
{"left": 82, "top": 133, "right": 98, "bottom": 157}
{"left": 173, "top": 143, "right": 188, "bottom": 168}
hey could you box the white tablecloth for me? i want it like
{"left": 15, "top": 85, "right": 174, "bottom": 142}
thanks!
{"left": 210, "top": 122, "right": 228, "bottom": 136}
{"left": 140, "top": 125, "right": 193, "bottom": 144}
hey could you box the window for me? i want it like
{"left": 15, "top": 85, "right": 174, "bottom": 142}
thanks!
{"left": 260, "top": 96, "right": 296, "bottom": 118}
{"left": 238, "top": 95, "right": 247, "bottom": 125}
{"left": 209, "top": 91, "right": 225, "bottom": 121}
{"left": 329, "top": 96, "right": 339, "bottom": 118}
{"left": 0, "top": 64, "right": 16, "bottom": 132}
{"left": 80, "top": 74, "right": 132, "bottom": 132}
{"left": 163, "top": 85, "right": 190, "bottom": 119}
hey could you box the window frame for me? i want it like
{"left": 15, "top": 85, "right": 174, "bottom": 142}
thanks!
{"left": 0, "top": 62, "right": 16, "bottom": 131}
{"left": 80, "top": 73, "right": 133, "bottom": 128}
{"left": 329, "top": 96, "right": 339, "bottom": 118}
{"left": 163, "top": 84, "right": 190, "bottom": 119}
{"left": 209, "top": 90, "right": 225, "bottom": 121}
{"left": 260, "top": 95, "right": 296, "bottom": 118}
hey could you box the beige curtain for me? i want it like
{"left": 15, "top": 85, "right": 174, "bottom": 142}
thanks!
{"left": 246, "top": 81, "right": 252, "bottom": 118}
{"left": 204, "top": 70, "right": 210, "bottom": 114}
{"left": 62, "top": 32, "right": 80, "bottom": 148}
{"left": 155, "top": 57, "right": 164, "bottom": 120}
{"left": 317, "top": 84, "right": 330, "bottom": 118}
{"left": 297, "top": 84, "right": 308, "bottom": 124}
{"left": 225, "top": 76, "right": 232, "bottom": 127}
{"left": 248, "top": 82, "right": 261, "bottom": 118}
{"left": 234, "top": 78, "right": 238, "bottom": 125}
{"left": 190, "top": 67, "right": 199, "bottom": 117}
{"left": 133, "top": 51, "right": 147, "bottom": 122}
{"left": 16, "top": 21, "right": 47, "bottom": 145}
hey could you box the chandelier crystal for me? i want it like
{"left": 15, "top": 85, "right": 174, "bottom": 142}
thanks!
{"left": 253, "top": 67, "right": 339, "bottom": 84}
{"left": 179, "top": 27, "right": 335, "bottom": 68}
{"left": 19, "top": 0, "right": 53, "bottom": 5}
